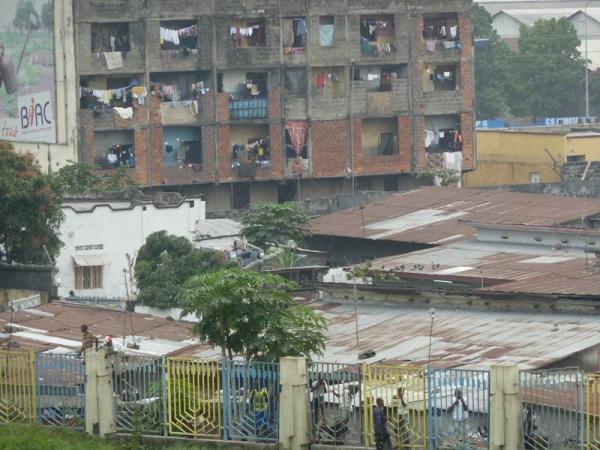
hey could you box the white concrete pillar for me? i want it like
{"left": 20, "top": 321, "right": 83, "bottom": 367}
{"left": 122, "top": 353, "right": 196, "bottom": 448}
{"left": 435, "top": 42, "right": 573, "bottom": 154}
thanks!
{"left": 279, "top": 357, "right": 311, "bottom": 450}
{"left": 490, "top": 365, "right": 520, "bottom": 450}
{"left": 85, "top": 348, "right": 115, "bottom": 437}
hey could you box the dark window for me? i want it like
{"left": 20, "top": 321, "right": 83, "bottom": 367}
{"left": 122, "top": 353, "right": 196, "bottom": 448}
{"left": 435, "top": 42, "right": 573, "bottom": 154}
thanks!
{"left": 91, "top": 23, "right": 130, "bottom": 52}
{"left": 232, "top": 183, "right": 250, "bottom": 210}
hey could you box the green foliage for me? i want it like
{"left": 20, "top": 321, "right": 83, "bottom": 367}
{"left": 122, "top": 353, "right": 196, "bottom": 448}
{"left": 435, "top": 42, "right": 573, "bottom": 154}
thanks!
{"left": 241, "top": 202, "right": 311, "bottom": 249}
{"left": 473, "top": 4, "right": 517, "bottom": 119}
{"left": 274, "top": 247, "right": 301, "bottom": 269}
{"left": 0, "top": 149, "right": 63, "bottom": 264}
{"left": 0, "top": 423, "right": 208, "bottom": 449}
{"left": 53, "top": 162, "right": 101, "bottom": 194}
{"left": 41, "top": 2, "right": 53, "bottom": 31}
{"left": 510, "top": 18, "right": 586, "bottom": 118}
{"left": 417, "top": 168, "right": 461, "bottom": 187}
{"left": 53, "top": 162, "right": 137, "bottom": 194}
{"left": 179, "top": 268, "right": 328, "bottom": 361}
{"left": 134, "top": 231, "right": 228, "bottom": 309}
{"left": 12, "top": 0, "right": 40, "bottom": 31}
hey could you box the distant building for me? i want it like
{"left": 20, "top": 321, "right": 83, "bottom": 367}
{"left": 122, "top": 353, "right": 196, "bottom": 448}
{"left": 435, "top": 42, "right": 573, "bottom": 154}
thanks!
{"left": 56, "top": 190, "right": 204, "bottom": 300}
{"left": 466, "top": 128, "right": 600, "bottom": 187}
{"left": 72, "top": 0, "right": 476, "bottom": 210}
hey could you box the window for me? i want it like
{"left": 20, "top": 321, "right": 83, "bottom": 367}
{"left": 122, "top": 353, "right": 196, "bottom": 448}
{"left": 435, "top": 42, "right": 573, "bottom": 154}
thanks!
{"left": 160, "top": 20, "right": 198, "bottom": 51}
{"left": 163, "top": 127, "right": 202, "bottom": 166}
{"left": 362, "top": 119, "right": 398, "bottom": 156}
{"left": 312, "top": 68, "right": 346, "bottom": 97}
{"left": 360, "top": 15, "right": 395, "bottom": 56}
{"left": 423, "top": 14, "right": 459, "bottom": 42}
{"left": 91, "top": 23, "right": 130, "bottom": 52}
{"left": 151, "top": 72, "right": 211, "bottom": 102}
{"left": 283, "top": 17, "right": 308, "bottom": 52}
{"left": 74, "top": 266, "right": 103, "bottom": 290}
{"left": 354, "top": 65, "right": 406, "bottom": 92}
{"left": 529, "top": 172, "right": 541, "bottom": 184}
{"left": 230, "top": 19, "right": 266, "bottom": 48}
{"left": 319, "top": 16, "right": 334, "bottom": 47}
{"left": 93, "top": 130, "right": 135, "bottom": 169}
{"left": 79, "top": 76, "right": 139, "bottom": 109}
{"left": 567, "top": 155, "right": 586, "bottom": 162}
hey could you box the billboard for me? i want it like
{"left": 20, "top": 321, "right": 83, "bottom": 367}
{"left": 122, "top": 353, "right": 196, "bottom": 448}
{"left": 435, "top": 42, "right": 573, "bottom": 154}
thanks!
{"left": 0, "top": 0, "right": 55, "bottom": 143}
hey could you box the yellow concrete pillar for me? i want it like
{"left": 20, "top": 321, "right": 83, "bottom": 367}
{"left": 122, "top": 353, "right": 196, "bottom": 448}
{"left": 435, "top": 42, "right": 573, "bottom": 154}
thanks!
{"left": 490, "top": 365, "right": 520, "bottom": 450}
{"left": 84, "top": 348, "right": 115, "bottom": 437}
{"left": 279, "top": 357, "right": 311, "bottom": 450}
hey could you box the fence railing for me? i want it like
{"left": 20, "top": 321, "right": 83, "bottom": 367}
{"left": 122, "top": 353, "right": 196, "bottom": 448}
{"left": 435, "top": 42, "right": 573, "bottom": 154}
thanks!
{"left": 522, "top": 368, "right": 583, "bottom": 450}
{"left": 7, "top": 349, "right": 600, "bottom": 450}
{"left": 428, "top": 368, "right": 490, "bottom": 450}
{"left": 222, "top": 360, "right": 279, "bottom": 442}
{"left": 364, "top": 365, "right": 428, "bottom": 449}
{"left": 0, "top": 351, "right": 36, "bottom": 424}
{"left": 308, "top": 362, "right": 363, "bottom": 445}
{"left": 112, "top": 354, "right": 165, "bottom": 434}
{"left": 166, "top": 357, "right": 222, "bottom": 438}
{"left": 36, "top": 353, "right": 85, "bottom": 428}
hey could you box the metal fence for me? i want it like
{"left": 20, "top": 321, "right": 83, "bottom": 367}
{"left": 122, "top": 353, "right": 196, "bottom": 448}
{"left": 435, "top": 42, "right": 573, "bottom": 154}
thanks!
{"left": 222, "top": 360, "right": 279, "bottom": 442}
{"left": 36, "top": 353, "right": 85, "bottom": 428}
{"left": 308, "top": 362, "right": 363, "bottom": 445}
{"left": 586, "top": 374, "right": 600, "bottom": 450}
{"left": 363, "top": 364, "right": 428, "bottom": 449}
{"left": 166, "top": 357, "right": 222, "bottom": 438}
{"left": 428, "top": 368, "right": 490, "bottom": 450}
{"left": 521, "top": 369, "right": 583, "bottom": 450}
{"left": 112, "top": 355, "right": 165, "bottom": 434}
{"left": 0, "top": 351, "right": 35, "bottom": 424}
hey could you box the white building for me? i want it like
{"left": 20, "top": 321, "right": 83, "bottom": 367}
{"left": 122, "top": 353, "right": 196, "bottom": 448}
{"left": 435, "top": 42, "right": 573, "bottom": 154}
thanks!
{"left": 56, "top": 191, "right": 205, "bottom": 300}
{"left": 487, "top": 6, "right": 600, "bottom": 69}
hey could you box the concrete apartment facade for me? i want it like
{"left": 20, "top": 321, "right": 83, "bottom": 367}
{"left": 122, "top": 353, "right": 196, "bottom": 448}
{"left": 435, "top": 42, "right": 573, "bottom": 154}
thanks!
{"left": 74, "top": 0, "right": 475, "bottom": 210}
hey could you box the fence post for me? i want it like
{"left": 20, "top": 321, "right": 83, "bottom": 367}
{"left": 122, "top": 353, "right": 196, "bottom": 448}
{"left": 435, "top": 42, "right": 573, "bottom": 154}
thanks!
{"left": 279, "top": 357, "right": 310, "bottom": 450}
{"left": 84, "top": 348, "right": 115, "bottom": 437}
{"left": 490, "top": 365, "right": 520, "bottom": 450}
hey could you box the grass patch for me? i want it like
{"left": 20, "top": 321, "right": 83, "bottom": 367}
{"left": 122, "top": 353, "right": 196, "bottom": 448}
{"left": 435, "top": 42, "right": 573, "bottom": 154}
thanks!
{"left": 0, "top": 424, "right": 206, "bottom": 450}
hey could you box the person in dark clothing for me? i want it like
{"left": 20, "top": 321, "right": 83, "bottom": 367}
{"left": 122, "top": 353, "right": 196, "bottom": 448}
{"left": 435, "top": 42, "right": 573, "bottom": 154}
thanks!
{"left": 374, "top": 397, "right": 390, "bottom": 450}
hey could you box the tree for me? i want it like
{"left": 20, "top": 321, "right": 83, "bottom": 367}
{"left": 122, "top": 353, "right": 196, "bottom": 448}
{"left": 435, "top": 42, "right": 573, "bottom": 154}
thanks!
{"left": 53, "top": 162, "right": 137, "bottom": 194}
{"left": 0, "top": 149, "right": 63, "bottom": 264}
{"left": 472, "top": 4, "right": 516, "bottom": 119}
{"left": 41, "top": 1, "right": 53, "bottom": 31}
{"left": 12, "top": 0, "right": 40, "bottom": 32}
{"left": 510, "top": 18, "right": 586, "bottom": 118}
{"left": 179, "top": 268, "right": 328, "bottom": 361}
{"left": 133, "top": 231, "right": 226, "bottom": 309}
{"left": 241, "top": 203, "right": 311, "bottom": 249}
{"left": 53, "top": 162, "right": 101, "bottom": 194}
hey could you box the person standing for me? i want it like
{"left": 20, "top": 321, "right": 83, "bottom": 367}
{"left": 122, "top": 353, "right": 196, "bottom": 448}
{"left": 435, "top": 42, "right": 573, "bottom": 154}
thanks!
{"left": 448, "top": 389, "right": 469, "bottom": 447}
{"left": 374, "top": 397, "right": 390, "bottom": 450}
{"left": 394, "top": 387, "right": 409, "bottom": 448}
{"left": 311, "top": 374, "right": 329, "bottom": 425}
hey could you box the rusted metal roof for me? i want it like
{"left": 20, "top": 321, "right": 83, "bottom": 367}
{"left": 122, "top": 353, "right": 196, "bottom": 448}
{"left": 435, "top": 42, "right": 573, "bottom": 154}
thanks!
{"left": 311, "top": 187, "right": 600, "bottom": 245}
{"left": 0, "top": 302, "right": 197, "bottom": 355}
{"left": 288, "top": 299, "right": 600, "bottom": 370}
{"left": 364, "top": 240, "right": 600, "bottom": 297}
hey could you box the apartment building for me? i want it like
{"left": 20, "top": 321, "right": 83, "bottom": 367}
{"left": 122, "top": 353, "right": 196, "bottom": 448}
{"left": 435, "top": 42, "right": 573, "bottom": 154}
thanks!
{"left": 74, "top": 0, "right": 475, "bottom": 209}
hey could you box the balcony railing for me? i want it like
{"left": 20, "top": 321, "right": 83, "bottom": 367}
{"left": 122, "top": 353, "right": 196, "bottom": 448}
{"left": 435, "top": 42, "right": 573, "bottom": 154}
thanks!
{"left": 229, "top": 98, "right": 268, "bottom": 120}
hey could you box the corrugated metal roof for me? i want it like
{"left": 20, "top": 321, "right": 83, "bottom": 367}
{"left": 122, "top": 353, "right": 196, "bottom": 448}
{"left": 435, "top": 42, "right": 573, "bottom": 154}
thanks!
{"left": 311, "top": 187, "right": 600, "bottom": 246}
{"left": 364, "top": 239, "right": 600, "bottom": 296}
{"left": 2, "top": 301, "right": 599, "bottom": 370}
{"left": 0, "top": 302, "right": 197, "bottom": 356}
{"left": 495, "top": 8, "right": 580, "bottom": 25}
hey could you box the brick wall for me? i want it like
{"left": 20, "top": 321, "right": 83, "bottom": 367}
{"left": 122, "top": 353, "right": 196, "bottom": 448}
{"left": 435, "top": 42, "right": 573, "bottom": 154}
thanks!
{"left": 312, "top": 120, "right": 349, "bottom": 178}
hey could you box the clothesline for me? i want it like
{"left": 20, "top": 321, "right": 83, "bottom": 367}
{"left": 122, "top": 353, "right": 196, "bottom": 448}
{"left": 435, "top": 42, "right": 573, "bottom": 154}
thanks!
{"left": 230, "top": 25, "right": 262, "bottom": 36}
{"left": 160, "top": 24, "right": 198, "bottom": 45}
